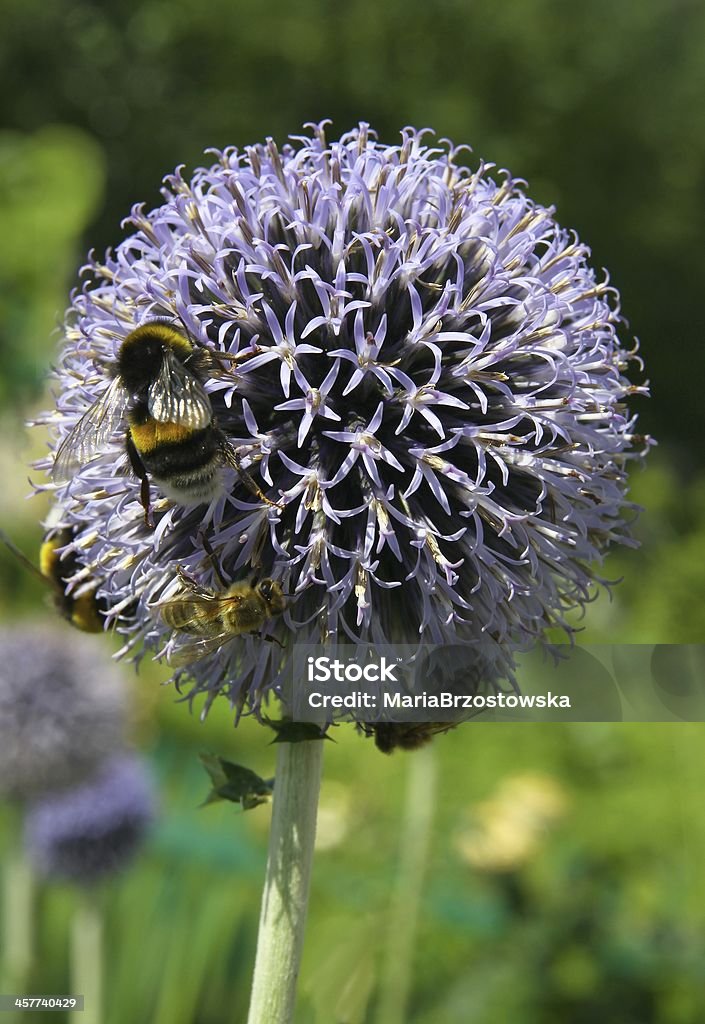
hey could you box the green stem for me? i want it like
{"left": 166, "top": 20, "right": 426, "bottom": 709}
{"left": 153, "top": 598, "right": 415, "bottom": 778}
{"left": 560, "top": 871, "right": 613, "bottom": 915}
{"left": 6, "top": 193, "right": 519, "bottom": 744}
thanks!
{"left": 70, "top": 893, "right": 103, "bottom": 1024}
{"left": 374, "top": 743, "right": 438, "bottom": 1024}
{"left": 247, "top": 739, "right": 324, "bottom": 1024}
{"left": 1, "top": 848, "right": 35, "bottom": 997}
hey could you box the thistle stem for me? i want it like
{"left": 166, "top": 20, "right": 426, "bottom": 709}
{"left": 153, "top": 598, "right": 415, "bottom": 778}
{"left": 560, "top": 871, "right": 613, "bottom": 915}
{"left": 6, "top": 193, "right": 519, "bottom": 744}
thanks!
{"left": 1, "top": 848, "right": 34, "bottom": 997}
{"left": 247, "top": 739, "right": 324, "bottom": 1024}
{"left": 70, "top": 893, "right": 103, "bottom": 1024}
{"left": 374, "top": 743, "right": 438, "bottom": 1024}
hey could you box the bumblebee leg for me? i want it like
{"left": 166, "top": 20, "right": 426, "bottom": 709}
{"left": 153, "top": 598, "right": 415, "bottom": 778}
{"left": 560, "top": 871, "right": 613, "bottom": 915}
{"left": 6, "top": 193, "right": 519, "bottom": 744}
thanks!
{"left": 236, "top": 455, "right": 282, "bottom": 508}
{"left": 222, "top": 443, "right": 283, "bottom": 508}
{"left": 126, "top": 434, "right": 153, "bottom": 529}
{"left": 211, "top": 344, "right": 261, "bottom": 370}
{"left": 139, "top": 477, "right": 153, "bottom": 529}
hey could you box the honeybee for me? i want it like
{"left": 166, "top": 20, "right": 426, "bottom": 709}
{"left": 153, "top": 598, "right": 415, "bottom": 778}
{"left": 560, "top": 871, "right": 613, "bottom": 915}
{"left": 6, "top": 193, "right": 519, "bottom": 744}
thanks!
{"left": 0, "top": 526, "right": 106, "bottom": 632}
{"left": 159, "top": 541, "right": 287, "bottom": 665}
{"left": 52, "top": 320, "right": 278, "bottom": 525}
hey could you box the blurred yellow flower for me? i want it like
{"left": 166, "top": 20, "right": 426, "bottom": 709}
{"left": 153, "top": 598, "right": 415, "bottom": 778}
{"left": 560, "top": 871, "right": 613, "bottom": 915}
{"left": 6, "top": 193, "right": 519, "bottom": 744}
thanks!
{"left": 454, "top": 772, "right": 568, "bottom": 872}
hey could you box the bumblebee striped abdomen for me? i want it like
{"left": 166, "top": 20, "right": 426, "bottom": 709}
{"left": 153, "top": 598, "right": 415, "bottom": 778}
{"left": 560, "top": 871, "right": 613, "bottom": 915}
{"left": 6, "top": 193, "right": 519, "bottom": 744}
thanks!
{"left": 128, "top": 408, "right": 224, "bottom": 504}
{"left": 128, "top": 420, "right": 194, "bottom": 452}
{"left": 39, "top": 529, "right": 106, "bottom": 633}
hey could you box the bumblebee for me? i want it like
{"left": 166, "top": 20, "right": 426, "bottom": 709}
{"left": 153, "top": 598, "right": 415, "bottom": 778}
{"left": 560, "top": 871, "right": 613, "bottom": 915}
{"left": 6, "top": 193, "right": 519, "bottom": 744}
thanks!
{"left": 363, "top": 722, "right": 458, "bottom": 754}
{"left": 0, "top": 526, "right": 106, "bottom": 632}
{"left": 160, "top": 567, "right": 287, "bottom": 665}
{"left": 52, "top": 321, "right": 277, "bottom": 525}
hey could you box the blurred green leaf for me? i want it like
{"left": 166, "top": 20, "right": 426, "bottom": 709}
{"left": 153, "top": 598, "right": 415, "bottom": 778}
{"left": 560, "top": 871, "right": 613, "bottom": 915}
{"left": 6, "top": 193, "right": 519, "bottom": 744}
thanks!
{"left": 264, "top": 718, "right": 331, "bottom": 744}
{"left": 199, "top": 753, "right": 273, "bottom": 810}
{"left": 0, "top": 124, "right": 105, "bottom": 406}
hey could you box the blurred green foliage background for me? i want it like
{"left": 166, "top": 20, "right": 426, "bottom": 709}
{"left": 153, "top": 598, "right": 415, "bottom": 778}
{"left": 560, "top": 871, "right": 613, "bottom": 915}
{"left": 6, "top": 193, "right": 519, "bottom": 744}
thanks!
{"left": 1, "top": 0, "right": 704, "bottom": 1021}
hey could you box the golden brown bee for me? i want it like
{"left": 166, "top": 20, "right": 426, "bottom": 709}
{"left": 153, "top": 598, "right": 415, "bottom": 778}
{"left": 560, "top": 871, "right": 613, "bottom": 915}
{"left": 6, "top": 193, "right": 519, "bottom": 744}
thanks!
{"left": 52, "top": 320, "right": 278, "bottom": 526}
{"left": 0, "top": 526, "right": 106, "bottom": 632}
{"left": 159, "top": 559, "right": 287, "bottom": 666}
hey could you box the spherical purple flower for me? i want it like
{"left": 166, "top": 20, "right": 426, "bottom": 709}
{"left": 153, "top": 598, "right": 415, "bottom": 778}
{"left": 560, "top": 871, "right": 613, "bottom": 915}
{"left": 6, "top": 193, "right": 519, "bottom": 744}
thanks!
{"left": 0, "top": 623, "right": 127, "bottom": 800}
{"left": 36, "top": 123, "right": 649, "bottom": 719}
{"left": 24, "top": 754, "right": 155, "bottom": 884}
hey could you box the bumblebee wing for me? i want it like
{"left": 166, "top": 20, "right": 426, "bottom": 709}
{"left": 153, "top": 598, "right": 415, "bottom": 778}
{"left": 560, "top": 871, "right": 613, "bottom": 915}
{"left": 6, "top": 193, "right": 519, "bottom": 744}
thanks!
{"left": 148, "top": 347, "right": 212, "bottom": 428}
{"left": 52, "top": 376, "right": 128, "bottom": 481}
{"left": 167, "top": 630, "right": 235, "bottom": 666}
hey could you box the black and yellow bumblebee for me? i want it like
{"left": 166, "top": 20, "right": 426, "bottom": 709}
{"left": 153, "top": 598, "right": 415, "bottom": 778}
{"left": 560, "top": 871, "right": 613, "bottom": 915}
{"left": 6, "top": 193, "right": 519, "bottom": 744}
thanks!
{"left": 0, "top": 526, "right": 106, "bottom": 632}
{"left": 362, "top": 722, "right": 458, "bottom": 754}
{"left": 52, "top": 321, "right": 278, "bottom": 525}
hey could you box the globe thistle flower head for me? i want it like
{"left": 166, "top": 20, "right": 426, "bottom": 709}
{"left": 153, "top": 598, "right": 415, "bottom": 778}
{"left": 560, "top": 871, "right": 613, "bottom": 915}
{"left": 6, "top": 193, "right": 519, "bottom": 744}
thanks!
{"left": 36, "top": 123, "right": 649, "bottom": 719}
{"left": 0, "top": 623, "right": 127, "bottom": 801}
{"left": 23, "top": 754, "right": 155, "bottom": 884}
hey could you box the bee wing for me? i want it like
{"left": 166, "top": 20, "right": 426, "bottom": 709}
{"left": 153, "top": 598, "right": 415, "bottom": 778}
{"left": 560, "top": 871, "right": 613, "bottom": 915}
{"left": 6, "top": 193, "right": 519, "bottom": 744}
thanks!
{"left": 52, "top": 376, "right": 129, "bottom": 481}
{"left": 158, "top": 593, "right": 218, "bottom": 633}
{"left": 148, "top": 347, "right": 212, "bottom": 428}
{"left": 159, "top": 585, "right": 250, "bottom": 623}
{"left": 167, "top": 630, "right": 236, "bottom": 666}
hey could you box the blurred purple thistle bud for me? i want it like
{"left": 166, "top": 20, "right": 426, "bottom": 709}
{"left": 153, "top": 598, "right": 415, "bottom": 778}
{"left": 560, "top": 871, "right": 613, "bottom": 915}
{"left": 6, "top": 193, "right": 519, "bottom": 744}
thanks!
{"left": 0, "top": 624, "right": 126, "bottom": 800}
{"left": 23, "top": 755, "right": 155, "bottom": 884}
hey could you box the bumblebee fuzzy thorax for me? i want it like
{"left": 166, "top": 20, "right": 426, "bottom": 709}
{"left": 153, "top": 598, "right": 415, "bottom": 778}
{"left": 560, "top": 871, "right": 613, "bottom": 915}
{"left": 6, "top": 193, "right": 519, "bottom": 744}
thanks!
{"left": 116, "top": 322, "right": 195, "bottom": 395}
